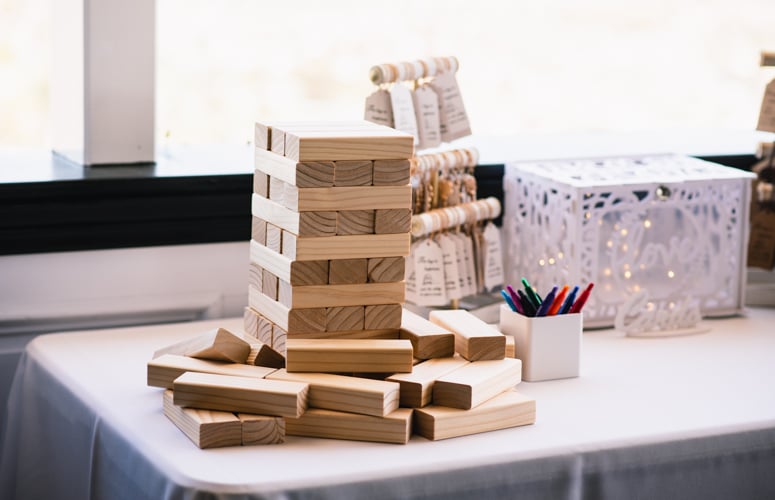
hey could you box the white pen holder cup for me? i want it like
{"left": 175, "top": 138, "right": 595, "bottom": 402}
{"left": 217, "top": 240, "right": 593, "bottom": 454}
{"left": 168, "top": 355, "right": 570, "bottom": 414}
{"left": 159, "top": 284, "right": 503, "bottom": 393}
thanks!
{"left": 499, "top": 304, "right": 582, "bottom": 382}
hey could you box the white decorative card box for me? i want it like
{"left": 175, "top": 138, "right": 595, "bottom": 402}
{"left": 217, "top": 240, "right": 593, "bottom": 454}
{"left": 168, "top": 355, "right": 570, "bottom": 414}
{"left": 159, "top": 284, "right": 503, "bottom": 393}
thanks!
{"left": 503, "top": 155, "right": 755, "bottom": 329}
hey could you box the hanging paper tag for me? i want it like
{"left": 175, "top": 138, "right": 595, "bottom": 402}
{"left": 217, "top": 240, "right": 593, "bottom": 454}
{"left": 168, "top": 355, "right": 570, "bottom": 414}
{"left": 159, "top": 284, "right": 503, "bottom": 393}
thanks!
{"left": 429, "top": 71, "right": 472, "bottom": 143}
{"left": 364, "top": 89, "right": 394, "bottom": 127}
{"left": 451, "top": 232, "right": 470, "bottom": 297}
{"left": 757, "top": 79, "right": 775, "bottom": 133}
{"left": 412, "top": 85, "right": 442, "bottom": 150}
{"left": 457, "top": 232, "right": 478, "bottom": 297}
{"left": 390, "top": 83, "right": 419, "bottom": 145}
{"left": 404, "top": 240, "right": 419, "bottom": 304}
{"left": 438, "top": 234, "right": 463, "bottom": 300}
{"left": 482, "top": 222, "right": 505, "bottom": 291}
{"left": 413, "top": 238, "right": 448, "bottom": 306}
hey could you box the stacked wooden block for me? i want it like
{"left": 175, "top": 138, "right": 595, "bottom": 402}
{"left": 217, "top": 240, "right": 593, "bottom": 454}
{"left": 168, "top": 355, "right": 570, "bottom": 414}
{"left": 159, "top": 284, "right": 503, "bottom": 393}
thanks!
{"left": 149, "top": 310, "right": 536, "bottom": 448}
{"left": 244, "top": 121, "right": 415, "bottom": 353}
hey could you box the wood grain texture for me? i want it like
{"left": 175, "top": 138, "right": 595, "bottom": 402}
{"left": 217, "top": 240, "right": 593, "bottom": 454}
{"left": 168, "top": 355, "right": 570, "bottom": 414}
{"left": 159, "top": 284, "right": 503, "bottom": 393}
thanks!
{"left": 372, "top": 159, "right": 411, "bottom": 186}
{"left": 400, "top": 309, "right": 455, "bottom": 359}
{"left": 249, "top": 285, "right": 291, "bottom": 331}
{"left": 375, "top": 209, "right": 411, "bottom": 234}
{"left": 270, "top": 128, "right": 285, "bottom": 155}
{"left": 163, "top": 390, "right": 242, "bottom": 449}
{"left": 238, "top": 413, "right": 285, "bottom": 445}
{"left": 365, "top": 304, "right": 403, "bottom": 330}
{"left": 413, "top": 390, "right": 536, "bottom": 441}
{"left": 153, "top": 327, "right": 251, "bottom": 363}
{"left": 278, "top": 279, "right": 292, "bottom": 309}
{"left": 283, "top": 127, "right": 413, "bottom": 162}
{"left": 286, "top": 339, "right": 414, "bottom": 373}
{"left": 328, "top": 258, "right": 368, "bottom": 285}
{"left": 285, "top": 407, "right": 413, "bottom": 444}
{"left": 173, "top": 371, "right": 308, "bottom": 418}
{"left": 247, "top": 263, "right": 263, "bottom": 294}
{"left": 284, "top": 185, "right": 412, "bottom": 212}
{"left": 278, "top": 281, "right": 405, "bottom": 309}
{"left": 243, "top": 306, "right": 261, "bottom": 339}
{"left": 287, "top": 328, "right": 400, "bottom": 340}
{"left": 253, "top": 171, "right": 269, "bottom": 197}
{"left": 505, "top": 335, "right": 516, "bottom": 358}
{"left": 432, "top": 358, "right": 522, "bottom": 410}
{"left": 246, "top": 341, "right": 286, "bottom": 369}
{"left": 256, "top": 314, "right": 273, "bottom": 344}
{"left": 333, "top": 160, "right": 373, "bottom": 186}
{"left": 429, "top": 310, "right": 507, "bottom": 361}
{"left": 252, "top": 194, "right": 300, "bottom": 235}
{"left": 287, "top": 308, "right": 327, "bottom": 334}
{"left": 254, "top": 148, "right": 334, "bottom": 188}
{"left": 262, "top": 268, "right": 278, "bottom": 300}
{"left": 367, "top": 256, "right": 406, "bottom": 283}
{"left": 147, "top": 354, "right": 276, "bottom": 389}
{"left": 272, "top": 325, "right": 287, "bottom": 356}
{"left": 337, "top": 210, "right": 375, "bottom": 235}
{"left": 296, "top": 162, "right": 335, "bottom": 188}
{"left": 291, "top": 260, "right": 329, "bottom": 285}
{"left": 267, "top": 369, "right": 400, "bottom": 417}
{"left": 284, "top": 233, "right": 411, "bottom": 261}
{"left": 251, "top": 218, "right": 267, "bottom": 246}
{"left": 386, "top": 356, "right": 469, "bottom": 408}
{"left": 326, "top": 306, "right": 365, "bottom": 332}
{"left": 254, "top": 122, "right": 271, "bottom": 150}
{"left": 281, "top": 231, "right": 298, "bottom": 259}
{"left": 265, "top": 223, "right": 282, "bottom": 253}
{"left": 298, "top": 211, "right": 337, "bottom": 237}
{"left": 269, "top": 176, "right": 287, "bottom": 205}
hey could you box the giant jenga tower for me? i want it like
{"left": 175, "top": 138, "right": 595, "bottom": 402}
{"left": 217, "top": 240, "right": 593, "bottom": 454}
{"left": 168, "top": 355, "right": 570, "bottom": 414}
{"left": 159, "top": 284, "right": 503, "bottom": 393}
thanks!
{"left": 244, "top": 121, "right": 415, "bottom": 353}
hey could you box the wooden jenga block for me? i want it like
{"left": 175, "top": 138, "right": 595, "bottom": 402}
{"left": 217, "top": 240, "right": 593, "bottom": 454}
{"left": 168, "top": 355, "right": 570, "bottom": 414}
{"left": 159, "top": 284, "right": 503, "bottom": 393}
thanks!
{"left": 287, "top": 328, "right": 399, "bottom": 340}
{"left": 429, "top": 310, "right": 507, "bottom": 361}
{"left": 238, "top": 413, "right": 285, "bottom": 445}
{"left": 272, "top": 325, "right": 287, "bottom": 356}
{"left": 265, "top": 223, "right": 282, "bottom": 253}
{"left": 283, "top": 185, "right": 412, "bottom": 212}
{"left": 337, "top": 210, "right": 375, "bottom": 235}
{"left": 365, "top": 304, "right": 402, "bottom": 330}
{"left": 254, "top": 148, "right": 334, "bottom": 188}
{"left": 269, "top": 176, "right": 287, "bottom": 205}
{"left": 432, "top": 358, "right": 522, "bottom": 410}
{"left": 245, "top": 341, "right": 285, "bottom": 369}
{"left": 328, "top": 258, "right": 368, "bottom": 284}
{"left": 147, "top": 354, "right": 276, "bottom": 389}
{"left": 290, "top": 260, "right": 329, "bottom": 285}
{"left": 271, "top": 127, "right": 285, "bottom": 155}
{"left": 367, "top": 256, "right": 405, "bottom": 283}
{"left": 285, "top": 407, "right": 413, "bottom": 444}
{"left": 326, "top": 306, "right": 365, "bottom": 332}
{"left": 153, "top": 327, "right": 251, "bottom": 363}
{"left": 243, "top": 306, "right": 261, "bottom": 339}
{"left": 281, "top": 233, "right": 410, "bottom": 261}
{"left": 505, "top": 335, "right": 516, "bottom": 358}
{"left": 413, "top": 390, "right": 536, "bottom": 441}
{"left": 275, "top": 281, "right": 405, "bottom": 309}
{"left": 281, "top": 125, "right": 414, "bottom": 162}
{"left": 253, "top": 172, "right": 269, "bottom": 197}
{"left": 372, "top": 159, "right": 411, "bottom": 186}
{"left": 400, "top": 309, "right": 455, "bottom": 359}
{"left": 286, "top": 339, "right": 414, "bottom": 373}
{"left": 262, "top": 269, "right": 278, "bottom": 300}
{"left": 267, "top": 369, "right": 400, "bottom": 417}
{"left": 287, "top": 308, "right": 327, "bottom": 333}
{"left": 247, "top": 263, "right": 263, "bottom": 294}
{"left": 278, "top": 279, "right": 292, "bottom": 308}
{"left": 254, "top": 122, "right": 271, "bottom": 150}
{"left": 256, "top": 314, "right": 273, "bottom": 344}
{"left": 173, "top": 371, "right": 308, "bottom": 418}
{"left": 298, "top": 211, "right": 337, "bottom": 237}
{"left": 163, "top": 390, "right": 241, "bottom": 449}
{"left": 334, "top": 160, "right": 373, "bottom": 186}
{"left": 386, "top": 356, "right": 469, "bottom": 408}
{"left": 251, "top": 219, "right": 267, "bottom": 246}
{"left": 375, "top": 209, "right": 411, "bottom": 234}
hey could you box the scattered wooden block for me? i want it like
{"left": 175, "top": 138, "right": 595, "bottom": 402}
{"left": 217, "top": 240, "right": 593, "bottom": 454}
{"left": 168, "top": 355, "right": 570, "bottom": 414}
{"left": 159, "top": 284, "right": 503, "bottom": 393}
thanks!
{"left": 329, "top": 258, "right": 368, "bottom": 284}
{"left": 276, "top": 281, "right": 405, "bottom": 309}
{"left": 238, "top": 413, "right": 285, "bottom": 445}
{"left": 286, "top": 339, "right": 414, "bottom": 373}
{"left": 147, "top": 354, "right": 276, "bottom": 389}
{"left": 334, "top": 160, "right": 373, "bottom": 186}
{"left": 267, "top": 369, "right": 400, "bottom": 417}
{"left": 163, "top": 390, "right": 242, "bottom": 449}
{"left": 153, "top": 327, "right": 251, "bottom": 363}
{"left": 251, "top": 218, "right": 267, "bottom": 246}
{"left": 367, "top": 256, "right": 406, "bottom": 283}
{"left": 245, "top": 341, "right": 286, "bottom": 369}
{"left": 386, "top": 357, "right": 469, "bottom": 408}
{"left": 283, "top": 185, "right": 412, "bottom": 212}
{"left": 505, "top": 335, "right": 516, "bottom": 358}
{"left": 365, "top": 304, "right": 402, "bottom": 330}
{"left": 269, "top": 176, "right": 287, "bottom": 205}
{"left": 247, "top": 262, "right": 263, "bottom": 294}
{"left": 265, "top": 223, "right": 282, "bottom": 253}
{"left": 253, "top": 172, "right": 269, "bottom": 197}
{"left": 400, "top": 309, "right": 455, "bottom": 359}
{"left": 254, "top": 148, "right": 334, "bottom": 188}
{"left": 414, "top": 390, "right": 536, "bottom": 441}
{"left": 375, "top": 209, "right": 411, "bottom": 234}
{"left": 432, "top": 358, "right": 522, "bottom": 410}
{"left": 372, "top": 159, "right": 411, "bottom": 186}
{"left": 337, "top": 210, "right": 375, "bottom": 235}
{"left": 287, "top": 328, "right": 399, "bottom": 340}
{"left": 281, "top": 232, "right": 411, "bottom": 261}
{"left": 429, "top": 310, "right": 506, "bottom": 361}
{"left": 173, "top": 371, "right": 308, "bottom": 418}
{"left": 285, "top": 407, "right": 413, "bottom": 444}
{"left": 326, "top": 306, "right": 365, "bottom": 332}
{"left": 281, "top": 127, "right": 414, "bottom": 162}
{"left": 262, "top": 268, "right": 278, "bottom": 300}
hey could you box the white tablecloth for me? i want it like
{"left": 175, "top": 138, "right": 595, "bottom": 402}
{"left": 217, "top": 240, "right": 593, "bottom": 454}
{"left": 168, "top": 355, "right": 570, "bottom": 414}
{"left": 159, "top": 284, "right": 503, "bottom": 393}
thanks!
{"left": 2, "top": 310, "right": 775, "bottom": 499}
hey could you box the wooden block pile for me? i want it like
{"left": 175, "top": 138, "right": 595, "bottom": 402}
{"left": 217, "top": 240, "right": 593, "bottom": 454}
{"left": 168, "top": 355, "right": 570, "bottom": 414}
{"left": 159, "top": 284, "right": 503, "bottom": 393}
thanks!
{"left": 244, "top": 120, "right": 415, "bottom": 352}
{"left": 149, "top": 309, "right": 536, "bottom": 448}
